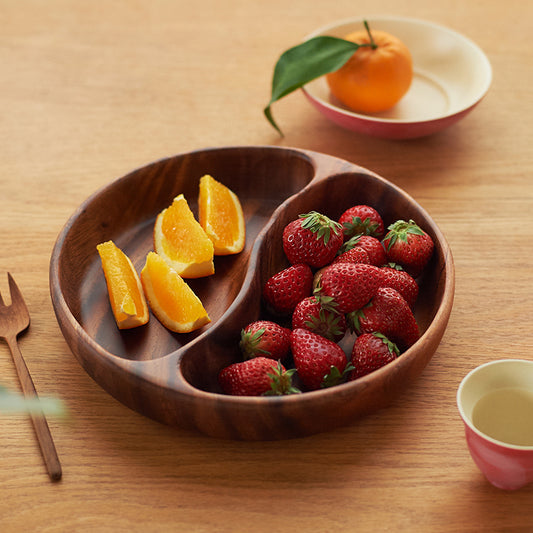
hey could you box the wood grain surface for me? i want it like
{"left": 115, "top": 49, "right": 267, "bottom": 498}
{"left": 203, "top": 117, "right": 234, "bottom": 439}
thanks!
{"left": 1, "top": 0, "right": 532, "bottom": 531}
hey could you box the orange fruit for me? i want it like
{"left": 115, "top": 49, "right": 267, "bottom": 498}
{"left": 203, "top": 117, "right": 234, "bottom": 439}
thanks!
{"left": 153, "top": 194, "right": 214, "bottom": 278}
{"left": 96, "top": 240, "right": 149, "bottom": 329}
{"left": 140, "top": 252, "right": 210, "bottom": 333}
{"left": 198, "top": 174, "right": 245, "bottom": 255}
{"left": 326, "top": 29, "right": 413, "bottom": 114}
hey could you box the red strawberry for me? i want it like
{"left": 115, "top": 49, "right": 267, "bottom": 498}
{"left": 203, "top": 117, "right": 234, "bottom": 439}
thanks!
{"left": 379, "top": 265, "right": 419, "bottom": 308}
{"left": 341, "top": 235, "right": 387, "bottom": 267}
{"left": 318, "top": 262, "right": 382, "bottom": 314}
{"left": 218, "top": 357, "right": 299, "bottom": 396}
{"left": 332, "top": 246, "right": 370, "bottom": 265}
{"left": 292, "top": 295, "right": 347, "bottom": 342}
{"left": 348, "top": 287, "right": 420, "bottom": 350}
{"left": 239, "top": 320, "right": 291, "bottom": 361}
{"left": 350, "top": 332, "right": 400, "bottom": 380}
{"left": 339, "top": 204, "right": 385, "bottom": 239}
{"left": 382, "top": 219, "right": 434, "bottom": 278}
{"left": 263, "top": 263, "right": 313, "bottom": 314}
{"left": 291, "top": 328, "right": 349, "bottom": 391}
{"left": 282, "top": 211, "right": 343, "bottom": 268}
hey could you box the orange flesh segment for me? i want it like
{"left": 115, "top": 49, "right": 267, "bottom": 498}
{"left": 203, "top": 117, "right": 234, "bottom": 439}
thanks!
{"left": 154, "top": 194, "right": 214, "bottom": 278}
{"left": 140, "top": 252, "right": 210, "bottom": 333}
{"left": 96, "top": 240, "right": 149, "bottom": 329}
{"left": 198, "top": 174, "right": 245, "bottom": 255}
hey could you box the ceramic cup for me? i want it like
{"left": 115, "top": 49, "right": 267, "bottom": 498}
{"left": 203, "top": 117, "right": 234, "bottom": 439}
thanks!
{"left": 457, "top": 359, "right": 533, "bottom": 490}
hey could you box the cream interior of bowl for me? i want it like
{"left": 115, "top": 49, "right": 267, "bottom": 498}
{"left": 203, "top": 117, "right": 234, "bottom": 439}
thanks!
{"left": 458, "top": 360, "right": 533, "bottom": 423}
{"left": 304, "top": 16, "right": 492, "bottom": 122}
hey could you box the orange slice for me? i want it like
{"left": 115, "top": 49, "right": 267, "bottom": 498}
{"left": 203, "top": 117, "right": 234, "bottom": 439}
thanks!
{"left": 198, "top": 174, "right": 245, "bottom": 255}
{"left": 96, "top": 240, "right": 149, "bottom": 329}
{"left": 140, "top": 251, "right": 210, "bottom": 333}
{"left": 153, "top": 194, "right": 214, "bottom": 278}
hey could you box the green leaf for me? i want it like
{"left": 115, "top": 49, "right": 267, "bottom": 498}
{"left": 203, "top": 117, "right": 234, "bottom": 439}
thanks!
{"left": 0, "top": 385, "right": 67, "bottom": 417}
{"left": 264, "top": 36, "right": 363, "bottom": 136}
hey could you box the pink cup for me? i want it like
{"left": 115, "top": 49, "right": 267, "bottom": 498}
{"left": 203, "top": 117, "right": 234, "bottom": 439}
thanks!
{"left": 457, "top": 359, "right": 533, "bottom": 490}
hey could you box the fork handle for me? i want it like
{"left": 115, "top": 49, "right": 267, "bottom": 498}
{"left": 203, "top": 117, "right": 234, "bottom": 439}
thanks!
{"left": 7, "top": 335, "right": 62, "bottom": 481}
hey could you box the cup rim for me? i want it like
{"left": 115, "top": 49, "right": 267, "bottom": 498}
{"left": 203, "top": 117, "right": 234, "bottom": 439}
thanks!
{"left": 457, "top": 359, "right": 533, "bottom": 451}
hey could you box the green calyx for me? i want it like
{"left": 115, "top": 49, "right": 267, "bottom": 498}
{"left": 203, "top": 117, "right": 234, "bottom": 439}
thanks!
{"left": 263, "top": 362, "right": 301, "bottom": 396}
{"left": 264, "top": 21, "right": 376, "bottom": 136}
{"left": 298, "top": 294, "right": 344, "bottom": 340}
{"left": 346, "top": 308, "right": 365, "bottom": 334}
{"left": 321, "top": 362, "right": 355, "bottom": 389}
{"left": 302, "top": 294, "right": 343, "bottom": 341}
{"left": 305, "top": 310, "right": 344, "bottom": 341}
{"left": 300, "top": 211, "right": 342, "bottom": 245}
{"left": 342, "top": 216, "right": 380, "bottom": 238}
{"left": 240, "top": 327, "right": 271, "bottom": 359}
{"left": 384, "top": 219, "right": 425, "bottom": 251}
{"left": 385, "top": 262, "right": 405, "bottom": 271}
{"left": 372, "top": 332, "right": 400, "bottom": 357}
{"left": 338, "top": 234, "right": 363, "bottom": 254}
{"left": 309, "top": 293, "right": 339, "bottom": 314}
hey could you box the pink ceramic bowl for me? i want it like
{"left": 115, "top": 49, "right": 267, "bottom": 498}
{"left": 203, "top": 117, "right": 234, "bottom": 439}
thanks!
{"left": 302, "top": 16, "right": 492, "bottom": 139}
{"left": 457, "top": 359, "right": 533, "bottom": 490}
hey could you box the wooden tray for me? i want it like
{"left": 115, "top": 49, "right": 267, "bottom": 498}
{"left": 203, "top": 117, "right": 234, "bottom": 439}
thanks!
{"left": 49, "top": 146, "right": 454, "bottom": 440}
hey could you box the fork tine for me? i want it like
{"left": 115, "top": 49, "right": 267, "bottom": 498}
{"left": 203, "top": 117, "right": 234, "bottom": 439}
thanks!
{"left": 7, "top": 273, "right": 30, "bottom": 321}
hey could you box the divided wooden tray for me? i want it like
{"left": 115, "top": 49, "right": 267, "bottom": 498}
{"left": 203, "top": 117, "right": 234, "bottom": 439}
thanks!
{"left": 49, "top": 146, "right": 454, "bottom": 440}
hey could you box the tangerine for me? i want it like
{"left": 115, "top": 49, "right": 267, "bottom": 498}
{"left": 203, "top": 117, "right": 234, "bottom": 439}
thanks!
{"left": 198, "top": 174, "right": 245, "bottom": 255}
{"left": 96, "top": 240, "right": 149, "bottom": 329}
{"left": 140, "top": 251, "right": 210, "bottom": 333}
{"left": 153, "top": 194, "right": 215, "bottom": 278}
{"left": 326, "top": 28, "right": 413, "bottom": 113}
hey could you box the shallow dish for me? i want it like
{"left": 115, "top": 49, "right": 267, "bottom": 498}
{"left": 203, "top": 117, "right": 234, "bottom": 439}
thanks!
{"left": 302, "top": 16, "right": 492, "bottom": 139}
{"left": 50, "top": 146, "right": 454, "bottom": 440}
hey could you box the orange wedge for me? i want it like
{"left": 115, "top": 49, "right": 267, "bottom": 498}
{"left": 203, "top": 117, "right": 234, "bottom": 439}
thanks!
{"left": 198, "top": 174, "right": 245, "bottom": 255}
{"left": 140, "top": 251, "right": 210, "bottom": 333}
{"left": 153, "top": 194, "right": 214, "bottom": 278}
{"left": 96, "top": 240, "right": 149, "bottom": 329}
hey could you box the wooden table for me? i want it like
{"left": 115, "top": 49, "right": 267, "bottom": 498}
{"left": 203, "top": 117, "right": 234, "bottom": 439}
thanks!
{"left": 1, "top": 1, "right": 532, "bottom": 531}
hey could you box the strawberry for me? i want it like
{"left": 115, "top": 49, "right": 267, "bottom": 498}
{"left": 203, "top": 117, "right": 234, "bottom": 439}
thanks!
{"left": 263, "top": 263, "right": 313, "bottom": 314}
{"left": 318, "top": 262, "right": 382, "bottom": 314}
{"left": 339, "top": 204, "right": 385, "bottom": 239}
{"left": 312, "top": 267, "right": 326, "bottom": 292}
{"left": 348, "top": 287, "right": 420, "bottom": 350}
{"left": 379, "top": 265, "right": 419, "bottom": 308}
{"left": 350, "top": 332, "right": 400, "bottom": 380}
{"left": 341, "top": 235, "right": 387, "bottom": 267}
{"left": 282, "top": 211, "right": 343, "bottom": 268}
{"left": 382, "top": 219, "right": 434, "bottom": 278}
{"left": 291, "top": 328, "right": 349, "bottom": 391}
{"left": 292, "top": 295, "right": 347, "bottom": 342}
{"left": 239, "top": 320, "right": 291, "bottom": 361}
{"left": 332, "top": 246, "right": 370, "bottom": 265}
{"left": 218, "top": 357, "right": 299, "bottom": 396}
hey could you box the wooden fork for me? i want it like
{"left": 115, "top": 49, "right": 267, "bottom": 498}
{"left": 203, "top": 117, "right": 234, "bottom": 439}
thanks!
{"left": 0, "top": 273, "right": 62, "bottom": 481}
